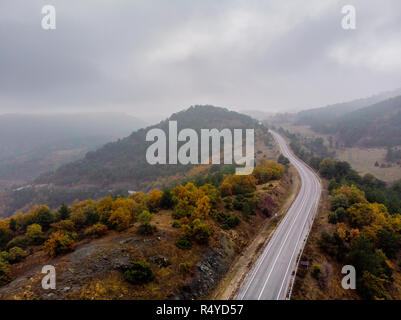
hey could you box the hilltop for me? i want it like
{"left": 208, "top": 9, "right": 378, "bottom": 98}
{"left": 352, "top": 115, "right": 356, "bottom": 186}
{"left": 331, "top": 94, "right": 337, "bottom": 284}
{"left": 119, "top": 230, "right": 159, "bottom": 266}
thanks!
{"left": 0, "top": 106, "right": 265, "bottom": 218}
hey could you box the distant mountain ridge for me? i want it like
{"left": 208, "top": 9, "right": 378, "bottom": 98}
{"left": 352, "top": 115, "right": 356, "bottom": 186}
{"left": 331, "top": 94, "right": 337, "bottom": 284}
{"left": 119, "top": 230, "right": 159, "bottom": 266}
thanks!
{"left": 317, "top": 95, "right": 401, "bottom": 147}
{"left": 297, "top": 87, "right": 401, "bottom": 126}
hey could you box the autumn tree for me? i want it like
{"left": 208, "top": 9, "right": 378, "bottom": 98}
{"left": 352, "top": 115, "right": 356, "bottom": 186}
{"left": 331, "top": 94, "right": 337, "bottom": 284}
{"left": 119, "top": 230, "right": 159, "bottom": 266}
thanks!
{"left": 319, "top": 158, "right": 336, "bottom": 179}
{"left": 25, "top": 224, "right": 43, "bottom": 244}
{"left": 43, "top": 231, "right": 76, "bottom": 257}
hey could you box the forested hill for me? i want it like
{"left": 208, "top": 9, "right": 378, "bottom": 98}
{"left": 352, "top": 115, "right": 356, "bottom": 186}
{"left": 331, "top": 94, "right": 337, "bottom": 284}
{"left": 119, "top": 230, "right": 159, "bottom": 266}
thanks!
{"left": 0, "top": 106, "right": 265, "bottom": 218}
{"left": 35, "top": 105, "right": 262, "bottom": 188}
{"left": 297, "top": 88, "right": 401, "bottom": 128}
{"left": 310, "top": 95, "right": 401, "bottom": 147}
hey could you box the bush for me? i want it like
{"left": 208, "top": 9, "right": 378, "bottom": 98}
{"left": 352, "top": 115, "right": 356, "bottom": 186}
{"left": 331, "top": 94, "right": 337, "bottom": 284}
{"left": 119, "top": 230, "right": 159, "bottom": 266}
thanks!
{"left": 328, "top": 212, "right": 338, "bottom": 224}
{"left": 84, "top": 223, "right": 108, "bottom": 238}
{"left": 108, "top": 207, "right": 131, "bottom": 231}
{"left": 179, "top": 261, "right": 193, "bottom": 275}
{"left": 311, "top": 264, "right": 322, "bottom": 279}
{"left": 57, "top": 204, "right": 71, "bottom": 221}
{"left": 6, "top": 236, "right": 27, "bottom": 250}
{"left": 70, "top": 210, "right": 87, "bottom": 229}
{"left": 241, "top": 200, "right": 256, "bottom": 218}
{"left": 160, "top": 188, "right": 174, "bottom": 209}
{"left": 172, "top": 221, "right": 181, "bottom": 228}
{"left": 330, "top": 194, "right": 349, "bottom": 211}
{"left": 318, "top": 232, "right": 348, "bottom": 260}
{"left": 172, "top": 206, "right": 190, "bottom": 219}
{"left": 224, "top": 198, "right": 233, "bottom": 210}
{"left": 233, "top": 196, "right": 244, "bottom": 210}
{"left": 192, "top": 222, "right": 213, "bottom": 245}
{"left": 124, "top": 261, "right": 155, "bottom": 285}
{"left": 215, "top": 212, "right": 240, "bottom": 229}
{"left": 7, "top": 247, "right": 26, "bottom": 264}
{"left": 223, "top": 215, "right": 240, "bottom": 230}
{"left": 0, "top": 258, "right": 11, "bottom": 286}
{"left": 176, "top": 235, "right": 192, "bottom": 250}
{"left": 34, "top": 206, "right": 54, "bottom": 230}
{"left": 335, "top": 207, "right": 346, "bottom": 222}
{"left": 43, "top": 231, "right": 76, "bottom": 257}
{"left": 50, "top": 220, "right": 75, "bottom": 232}
{"left": 137, "top": 223, "right": 157, "bottom": 235}
{"left": 25, "top": 224, "right": 43, "bottom": 244}
{"left": 137, "top": 210, "right": 153, "bottom": 224}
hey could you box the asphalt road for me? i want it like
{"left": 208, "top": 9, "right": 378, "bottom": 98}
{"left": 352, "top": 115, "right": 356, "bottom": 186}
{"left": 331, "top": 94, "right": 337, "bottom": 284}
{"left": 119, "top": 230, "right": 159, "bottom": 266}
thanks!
{"left": 236, "top": 130, "right": 322, "bottom": 300}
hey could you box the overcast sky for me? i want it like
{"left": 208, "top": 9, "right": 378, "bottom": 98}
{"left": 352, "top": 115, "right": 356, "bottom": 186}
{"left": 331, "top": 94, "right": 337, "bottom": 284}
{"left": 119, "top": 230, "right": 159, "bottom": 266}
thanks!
{"left": 1, "top": 0, "right": 401, "bottom": 118}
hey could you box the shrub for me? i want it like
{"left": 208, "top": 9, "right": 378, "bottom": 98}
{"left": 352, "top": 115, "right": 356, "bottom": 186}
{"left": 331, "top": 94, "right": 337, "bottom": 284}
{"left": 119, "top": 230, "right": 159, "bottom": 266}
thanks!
{"left": 172, "top": 221, "right": 181, "bottom": 228}
{"left": 241, "top": 200, "right": 255, "bottom": 218}
{"left": 179, "top": 261, "right": 193, "bottom": 275}
{"left": 43, "top": 231, "right": 76, "bottom": 257}
{"left": 6, "top": 236, "right": 27, "bottom": 250}
{"left": 176, "top": 235, "right": 192, "bottom": 250}
{"left": 137, "top": 210, "right": 153, "bottom": 225}
{"left": 223, "top": 215, "right": 240, "bottom": 230}
{"left": 84, "top": 223, "right": 108, "bottom": 238}
{"left": 33, "top": 206, "right": 54, "bottom": 230}
{"left": 318, "top": 232, "right": 348, "bottom": 260}
{"left": 215, "top": 212, "right": 240, "bottom": 229}
{"left": 50, "top": 220, "right": 75, "bottom": 232}
{"left": 192, "top": 222, "right": 213, "bottom": 245}
{"left": 160, "top": 188, "right": 174, "bottom": 209}
{"left": 330, "top": 194, "right": 349, "bottom": 211}
{"left": 137, "top": 223, "right": 157, "bottom": 235}
{"left": 124, "top": 261, "right": 155, "bottom": 285}
{"left": 70, "top": 210, "right": 87, "bottom": 229}
{"left": 172, "top": 206, "right": 190, "bottom": 219}
{"left": 328, "top": 212, "right": 338, "bottom": 224}
{"left": 57, "top": 204, "right": 71, "bottom": 221}
{"left": 311, "top": 264, "right": 322, "bottom": 279}
{"left": 137, "top": 210, "right": 156, "bottom": 235}
{"left": 7, "top": 247, "right": 26, "bottom": 264}
{"left": 0, "top": 258, "right": 11, "bottom": 286}
{"left": 25, "top": 224, "right": 43, "bottom": 244}
{"left": 335, "top": 207, "right": 346, "bottom": 222}
{"left": 108, "top": 207, "right": 131, "bottom": 231}
{"left": 233, "top": 196, "right": 244, "bottom": 210}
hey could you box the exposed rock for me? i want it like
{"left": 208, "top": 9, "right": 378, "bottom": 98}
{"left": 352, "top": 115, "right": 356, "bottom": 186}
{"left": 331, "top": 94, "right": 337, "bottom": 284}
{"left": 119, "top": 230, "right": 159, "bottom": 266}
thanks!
{"left": 148, "top": 255, "right": 170, "bottom": 268}
{"left": 176, "top": 234, "right": 235, "bottom": 299}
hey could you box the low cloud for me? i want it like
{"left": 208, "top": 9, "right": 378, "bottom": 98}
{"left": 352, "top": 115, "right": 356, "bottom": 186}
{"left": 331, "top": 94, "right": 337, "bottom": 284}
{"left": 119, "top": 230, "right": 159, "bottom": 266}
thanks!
{"left": 1, "top": 0, "right": 400, "bottom": 116}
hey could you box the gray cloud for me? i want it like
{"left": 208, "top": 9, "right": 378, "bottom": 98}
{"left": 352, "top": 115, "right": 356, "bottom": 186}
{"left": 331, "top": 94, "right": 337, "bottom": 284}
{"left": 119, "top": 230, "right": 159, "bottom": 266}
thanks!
{"left": 1, "top": 0, "right": 401, "bottom": 116}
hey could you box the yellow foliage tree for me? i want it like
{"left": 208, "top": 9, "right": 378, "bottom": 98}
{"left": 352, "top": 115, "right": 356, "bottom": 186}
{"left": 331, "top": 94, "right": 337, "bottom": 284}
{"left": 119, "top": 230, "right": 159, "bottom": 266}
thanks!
{"left": 193, "top": 196, "right": 211, "bottom": 220}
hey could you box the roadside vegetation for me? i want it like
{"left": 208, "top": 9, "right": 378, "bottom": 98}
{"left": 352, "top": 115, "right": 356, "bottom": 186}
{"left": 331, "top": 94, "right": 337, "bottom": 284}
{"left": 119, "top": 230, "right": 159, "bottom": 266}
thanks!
{"left": 0, "top": 159, "right": 284, "bottom": 291}
{"left": 294, "top": 156, "right": 401, "bottom": 300}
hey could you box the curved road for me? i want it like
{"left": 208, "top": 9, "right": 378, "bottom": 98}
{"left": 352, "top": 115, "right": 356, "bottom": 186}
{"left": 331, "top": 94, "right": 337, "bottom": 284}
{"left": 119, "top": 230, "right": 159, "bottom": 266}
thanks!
{"left": 237, "top": 130, "right": 322, "bottom": 300}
